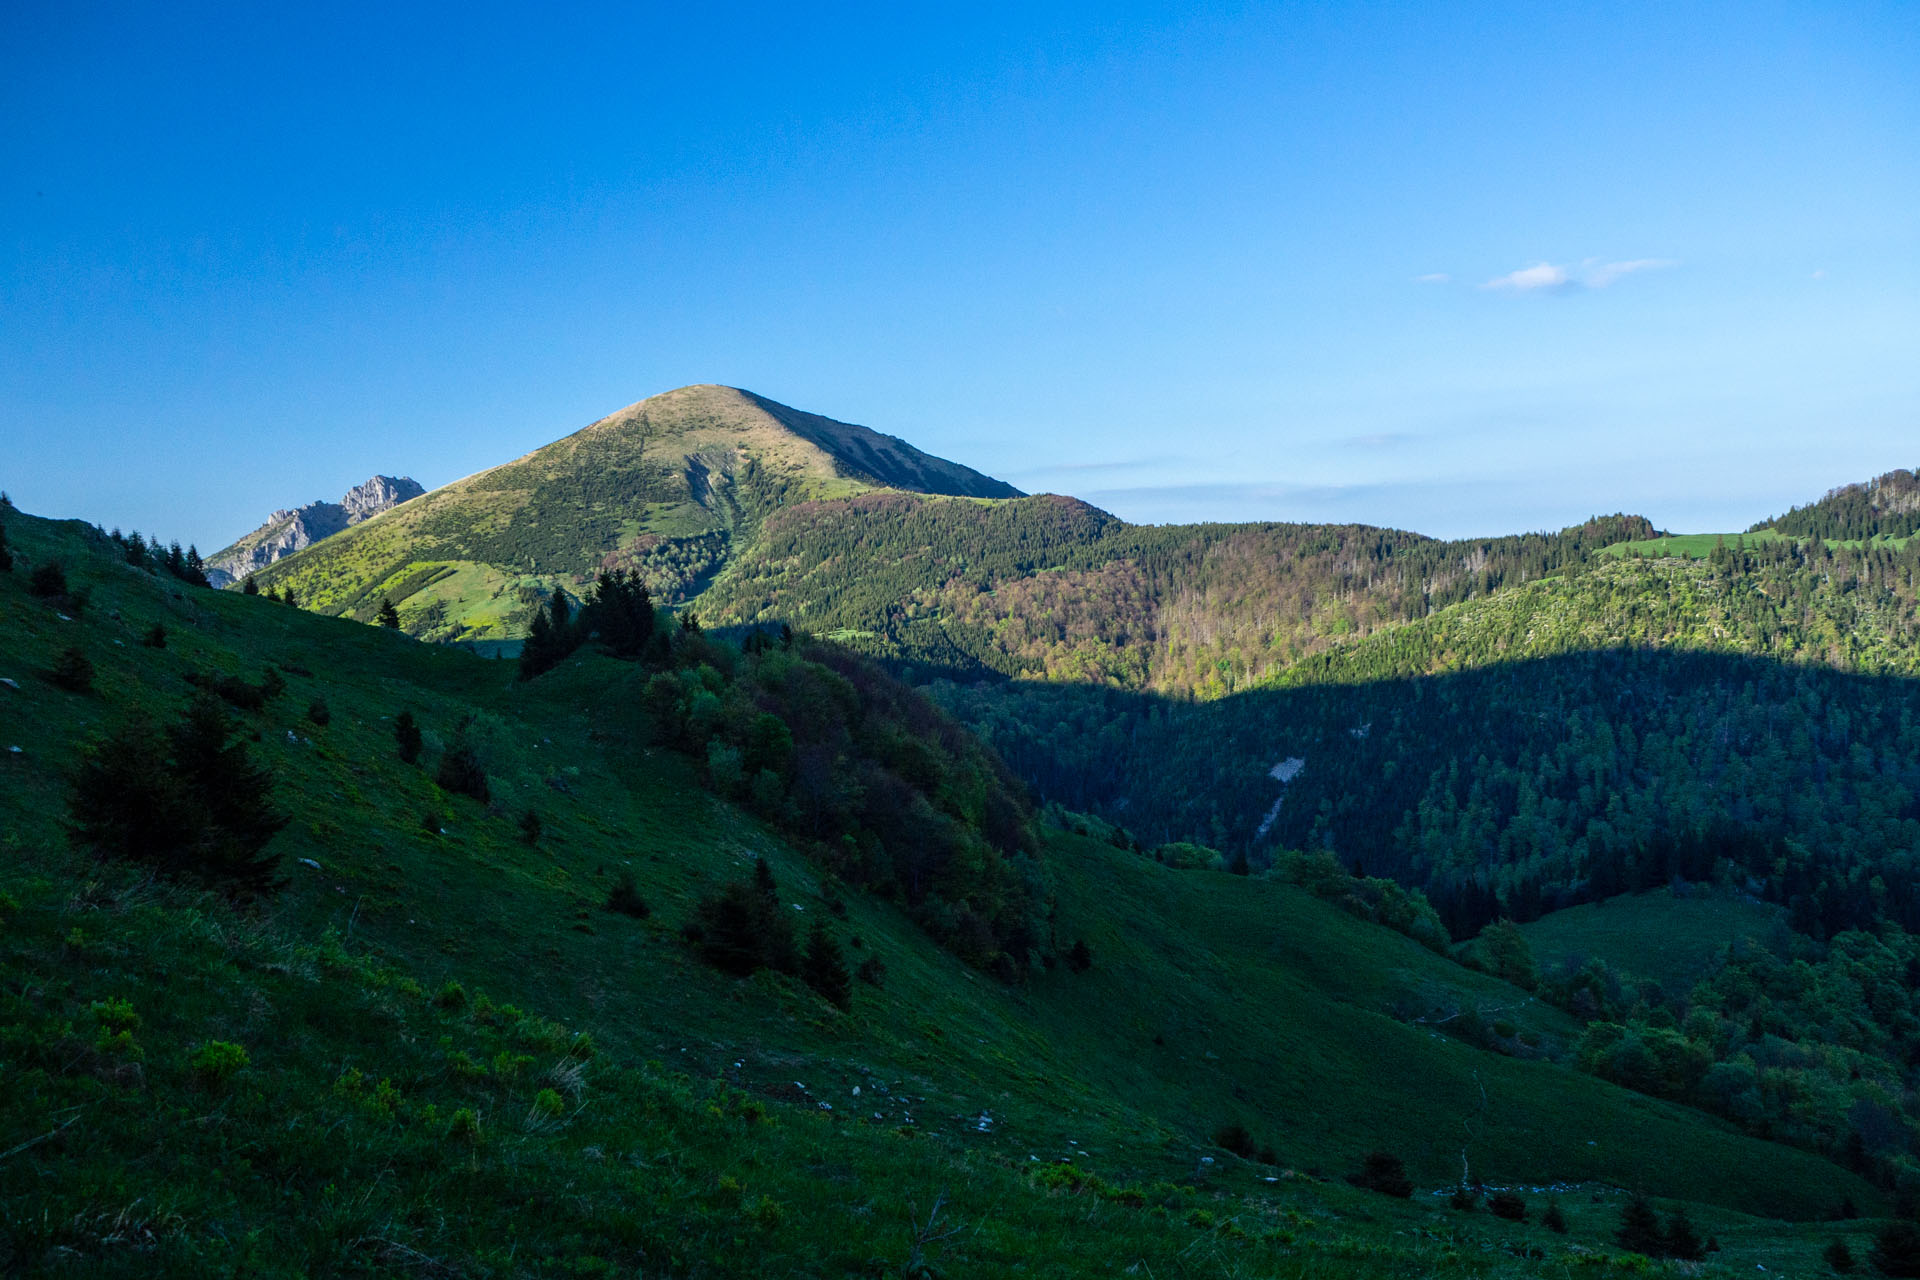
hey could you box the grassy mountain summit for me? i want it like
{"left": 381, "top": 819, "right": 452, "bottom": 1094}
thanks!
{"left": 246, "top": 385, "right": 1020, "bottom": 640}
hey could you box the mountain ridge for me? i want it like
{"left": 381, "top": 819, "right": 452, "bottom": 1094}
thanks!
{"left": 206, "top": 474, "right": 424, "bottom": 587}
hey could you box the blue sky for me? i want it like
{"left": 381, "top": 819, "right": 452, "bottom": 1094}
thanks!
{"left": 3, "top": 1, "right": 1916, "bottom": 548}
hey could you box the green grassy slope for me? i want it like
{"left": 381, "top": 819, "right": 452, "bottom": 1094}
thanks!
{"left": 0, "top": 508, "right": 1882, "bottom": 1275}
{"left": 1520, "top": 890, "right": 1789, "bottom": 994}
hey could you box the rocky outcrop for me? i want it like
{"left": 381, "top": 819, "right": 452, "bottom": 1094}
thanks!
{"left": 207, "top": 475, "right": 424, "bottom": 587}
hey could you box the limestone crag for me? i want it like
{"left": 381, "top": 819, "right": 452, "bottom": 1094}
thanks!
{"left": 207, "top": 475, "right": 424, "bottom": 587}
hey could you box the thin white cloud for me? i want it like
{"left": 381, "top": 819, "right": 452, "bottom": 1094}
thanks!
{"left": 1482, "top": 262, "right": 1571, "bottom": 292}
{"left": 1584, "top": 258, "right": 1678, "bottom": 287}
{"left": 1415, "top": 272, "right": 1451, "bottom": 284}
{"left": 1480, "top": 258, "right": 1678, "bottom": 293}
{"left": 1812, "top": 268, "right": 1829, "bottom": 280}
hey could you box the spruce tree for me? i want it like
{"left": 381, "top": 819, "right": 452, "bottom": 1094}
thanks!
{"left": 166, "top": 695, "right": 288, "bottom": 894}
{"left": 142, "top": 622, "right": 167, "bottom": 649}
{"left": 802, "top": 920, "right": 853, "bottom": 1010}
{"left": 243, "top": 575, "right": 259, "bottom": 596}
{"left": 395, "top": 711, "right": 423, "bottom": 764}
{"left": 377, "top": 597, "right": 400, "bottom": 629}
{"left": 436, "top": 736, "right": 489, "bottom": 803}
{"left": 69, "top": 695, "right": 286, "bottom": 894}
{"left": 1662, "top": 1206, "right": 1704, "bottom": 1261}
{"left": 1615, "top": 1193, "right": 1665, "bottom": 1256}
{"left": 50, "top": 646, "right": 93, "bottom": 693}
{"left": 0, "top": 520, "right": 11, "bottom": 573}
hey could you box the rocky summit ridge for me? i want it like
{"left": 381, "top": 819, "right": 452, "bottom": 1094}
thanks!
{"left": 206, "top": 474, "right": 424, "bottom": 587}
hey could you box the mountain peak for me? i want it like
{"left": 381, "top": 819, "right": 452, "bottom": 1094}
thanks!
{"left": 207, "top": 474, "right": 423, "bottom": 586}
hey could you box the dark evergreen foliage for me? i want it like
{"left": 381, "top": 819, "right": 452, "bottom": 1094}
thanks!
{"left": 686, "top": 860, "right": 799, "bottom": 977}
{"left": 28, "top": 561, "right": 66, "bottom": 598}
{"left": 1488, "top": 1191, "right": 1526, "bottom": 1221}
{"left": 243, "top": 575, "right": 259, "bottom": 596}
{"left": 518, "top": 809, "right": 542, "bottom": 845}
{"left": 0, "top": 520, "right": 11, "bottom": 573}
{"left": 306, "top": 699, "right": 330, "bottom": 727}
{"left": 395, "top": 711, "right": 423, "bottom": 764}
{"left": 1873, "top": 1223, "right": 1920, "bottom": 1279}
{"left": 1824, "top": 1237, "right": 1856, "bottom": 1273}
{"left": 585, "top": 569, "right": 655, "bottom": 657}
{"left": 603, "top": 870, "right": 650, "bottom": 919}
{"left": 377, "top": 597, "right": 401, "bottom": 628}
{"left": 50, "top": 646, "right": 93, "bottom": 693}
{"left": 1213, "top": 1123, "right": 1257, "bottom": 1159}
{"left": 801, "top": 919, "right": 852, "bottom": 1010}
{"left": 1615, "top": 1193, "right": 1665, "bottom": 1256}
{"left": 1067, "top": 939, "right": 1093, "bottom": 973}
{"left": 142, "top": 622, "right": 167, "bottom": 648}
{"left": 1346, "top": 1151, "right": 1413, "bottom": 1198}
{"left": 1542, "top": 1199, "right": 1568, "bottom": 1233}
{"left": 436, "top": 736, "right": 489, "bottom": 803}
{"left": 68, "top": 695, "right": 287, "bottom": 894}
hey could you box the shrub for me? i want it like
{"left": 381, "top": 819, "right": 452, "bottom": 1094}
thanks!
{"left": 1872, "top": 1223, "right": 1920, "bottom": 1279}
{"left": 604, "top": 870, "right": 650, "bottom": 919}
{"left": 1067, "top": 939, "right": 1093, "bottom": 973}
{"left": 1488, "top": 1191, "right": 1526, "bottom": 1221}
{"left": 1542, "top": 1198, "right": 1568, "bottom": 1233}
{"left": 519, "top": 810, "right": 542, "bottom": 845}
{"left": 1824, "top": 1238, "right": 1856, "bottom": 1273}
{"left": 29, "top": 561, "right": 67, "bottom": 598}
{"left": 437, "top": 738, "right": 489, "bottom": 803}
{"left": 191, "top": 1040, "right": 250, "bottom": 1085}
{"left": 50, "top": 646, "right": 93, "bottom": 693}
{"left": 855, "top": 955, "right": 886, "bottom": 987}
{"left": 1213, "top": 1123, "right": 1257, "bottom": 1159}
{"left": 532, "top": 1087, "right": 565, "bottom": 1117}
{"left": 1448, "top": 1186, "right": 1478, "bottom": 1211}
{"left": 434, "top": 981, "right": 468, "bottom": 1010}
{"left": 141, "top": 623, "right": 167, "bottom": 649}
{"left": 305, "top": 699, "right": 330, "bottom": 727}
{"left": 1346, "top": 1151, "right": 1413, "bottom": 1198}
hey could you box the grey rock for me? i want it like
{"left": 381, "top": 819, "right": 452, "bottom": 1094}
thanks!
{"left": 206, "top": 475, "right": 424, "bottom": 587}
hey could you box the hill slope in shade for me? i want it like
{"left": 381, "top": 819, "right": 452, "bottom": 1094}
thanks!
{"left": 0, "top": 504, "right": 1882, "bottom": 1274}
{"left": 249, "top": 385, "right": 1020, "bottom": 640}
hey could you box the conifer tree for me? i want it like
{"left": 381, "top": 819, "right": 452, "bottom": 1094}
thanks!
{"left": 802, "top": 920, "right": 853, "bottom": 1010}
{"left": 377, "top": 597, "right": 400, "bottom": 629}
{"left": 1615, "top": 1193, "right": 1665, "bottom": 1256}
{"left": 395, "top": 711, "right": 423, "bottom": 764}
{"left": 1662, "top": 1206, "right": 1704, "bottom": 1261}
{"left": 69, "top": 695, "right": 286, "bottom": 894}
{"left": 0, "top": 520, "right": 11, "bottom": 573}
{"left": 242, "top": 575, "right": 259, "bottom": 596}
{"left": 51, "top": 646, "right": 93, "bottom": 693}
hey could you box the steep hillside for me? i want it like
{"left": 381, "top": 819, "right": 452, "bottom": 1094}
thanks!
{"left": 247, "top": 385, "right": 1019, "bottom": 641}
{"left": 0, "top": 503, "right": 1881, "bottom": 1275}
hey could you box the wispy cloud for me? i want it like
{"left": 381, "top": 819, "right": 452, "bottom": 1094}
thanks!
{"left": 1483, "top": 262, "right": 1570, "bottom": 292}
{"left": 1415, "top": 272, "right": 1451, "bottom": 284}
{"left": 1480, "top": 258, "right": 1678, "bottom": 293}
{"left": 1583, "top": 258, "right": 1678, "bottom": 287}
